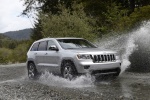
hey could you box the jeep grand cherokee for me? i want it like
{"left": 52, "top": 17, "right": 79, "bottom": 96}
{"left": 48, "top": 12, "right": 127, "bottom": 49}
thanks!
{"left": 27, "top": 38, "right": 121, "bottom": 80}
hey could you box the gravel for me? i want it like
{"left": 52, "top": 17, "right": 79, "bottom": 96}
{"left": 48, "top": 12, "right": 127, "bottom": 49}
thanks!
{"left": 0, "top": 64, "right": 150, "bottom": 100}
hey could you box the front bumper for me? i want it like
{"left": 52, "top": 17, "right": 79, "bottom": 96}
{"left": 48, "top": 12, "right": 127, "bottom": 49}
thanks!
{"left": 75, "top": 60, "right": 121, "bottom": 75}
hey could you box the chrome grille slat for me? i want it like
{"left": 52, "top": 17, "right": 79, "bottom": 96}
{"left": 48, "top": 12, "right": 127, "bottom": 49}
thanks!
{"left": 104, "top": 55, "right": 106, "bottom": 61}
{"left": 101, "top": 55, "right": 104, "bottom": 61}
{"left": 92, "top": 54, "right": 116, "bottom": 63}
{"left": 107, "top": 55, "right": 110, "bottom": 61}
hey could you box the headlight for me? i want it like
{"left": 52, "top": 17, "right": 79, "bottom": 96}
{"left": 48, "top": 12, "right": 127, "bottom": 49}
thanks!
{"left": 77, "top": 54, "right": 91, "bottom": 60}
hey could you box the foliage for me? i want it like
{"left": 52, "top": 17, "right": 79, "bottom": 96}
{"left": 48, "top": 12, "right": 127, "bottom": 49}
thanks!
{"left": 0, "top": 40, "right": 30, "bottom": 64}
{"left": 130, "top": 5, "right": 150, "bottom": 24}
{"left": 31, "top": 20, "right": 43, "bottom": 40}
{"left": 114, "top": 5, "right": 150, "bottom": 32}
{"left": 10, "top": 43, "right": 28, "bottom": 63}
{"left": 96, "top": 2, "right": 126, "bottom": 34}
{"left": 0, "top": 34, "right": 18, "bottom": 49}
{"left": 0, "top": 48, "right": 12, "bottom": 64}
{"left": 22, "top": 0, "right": 74, "bottom": 14}
{"left": 22, "top": 0, "right": 150, "bottom": 40}
{"left": 40, "top": 4, "right": 97, "bottom": 41}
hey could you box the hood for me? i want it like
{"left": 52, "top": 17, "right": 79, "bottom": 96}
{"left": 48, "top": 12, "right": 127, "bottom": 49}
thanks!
{"left": 67, "top": 48, "right": 117, "bottom": 54}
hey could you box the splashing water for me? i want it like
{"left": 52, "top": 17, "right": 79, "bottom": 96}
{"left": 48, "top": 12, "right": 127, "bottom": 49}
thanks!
{"left": 38, "top": 71, "right": 94, "bottom": 88}
{"left": 121, "top": 34, "right": 138, "bottom": 73}
{"left": 97, "top": 21, "right": 150, "bottom": 73}
{"left": 96, "top": 33, "right": 138, "bottom": 73}
{"left": 129, "top": 21, "right": 150, "bottom": 72}
{"left": 120, "top": 21, "right": 150, "bottom": 73}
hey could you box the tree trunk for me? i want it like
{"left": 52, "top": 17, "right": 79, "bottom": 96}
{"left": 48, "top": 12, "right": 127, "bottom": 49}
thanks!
{"left": 129, "top": 0, "right": 135, "bottom": 12}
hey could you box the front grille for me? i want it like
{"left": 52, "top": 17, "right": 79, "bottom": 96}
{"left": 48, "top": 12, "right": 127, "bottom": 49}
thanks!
{"left": 91, "top": 54, "right": 116, "bottom": 63}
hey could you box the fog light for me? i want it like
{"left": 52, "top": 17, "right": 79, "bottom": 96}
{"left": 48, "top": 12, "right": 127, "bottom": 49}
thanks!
{"left": 84, "top": 65, "right": 90, "bottom": 69}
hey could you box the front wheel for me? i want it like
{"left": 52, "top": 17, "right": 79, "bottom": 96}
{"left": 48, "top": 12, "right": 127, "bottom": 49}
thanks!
{"left": 62, "top": 61, "right": 77, "bottom": 80}
{"left": 28, "top": 63, "right": 37, "bottom": 80}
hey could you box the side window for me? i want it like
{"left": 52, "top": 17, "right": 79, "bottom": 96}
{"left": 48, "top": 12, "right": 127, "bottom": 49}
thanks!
{"left": 47, "top": 40, "right": 56, "bottom": 50}
{"left": 31, "top": 42, "right": 39, "bottom": 51}
{"left": 38, "top": 41, "right": 47, "bottom": 51}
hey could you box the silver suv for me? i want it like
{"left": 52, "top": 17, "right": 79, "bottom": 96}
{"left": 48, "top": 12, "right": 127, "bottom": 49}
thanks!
{"left": 27, "top": 38, "right": 121, "bottom": 80}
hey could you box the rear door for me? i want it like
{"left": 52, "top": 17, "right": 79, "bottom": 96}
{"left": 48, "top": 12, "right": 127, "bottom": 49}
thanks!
{"left": 36, "top": 41, "right": 48, "bottom": 72}
{"left": 30, "top": 42, "right": 39, "bottom": 66}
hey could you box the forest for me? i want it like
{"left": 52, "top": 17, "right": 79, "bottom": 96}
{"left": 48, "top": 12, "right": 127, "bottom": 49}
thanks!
{"left": 0, "top": 0, "right": 150, "bottom": 64}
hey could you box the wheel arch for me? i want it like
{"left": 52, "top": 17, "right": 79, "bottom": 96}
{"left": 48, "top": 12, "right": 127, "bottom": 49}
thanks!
{"left": 27, "top": 60, "right": 35, "bottom": 69}
{"left": 60, "top": 59, "right": 78, "bottom": 75}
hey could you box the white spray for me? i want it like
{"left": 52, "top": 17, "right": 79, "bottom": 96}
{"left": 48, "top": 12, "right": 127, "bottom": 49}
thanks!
{"left": 121, "top": 21, "right": 150, "bottom": 73}
{"left": 121, "top": 34, "right": 137, "bottom": 73}
{"left": 38, "top": 72, "right": 94, "bottom": 88}
{"left": 97, "top": 21, "right": 150, "bottom": 73}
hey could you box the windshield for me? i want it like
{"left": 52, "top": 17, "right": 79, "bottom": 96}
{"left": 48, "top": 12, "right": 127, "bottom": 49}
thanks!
{"left": 57, "top": 39, "right": 97, "bottom": 49}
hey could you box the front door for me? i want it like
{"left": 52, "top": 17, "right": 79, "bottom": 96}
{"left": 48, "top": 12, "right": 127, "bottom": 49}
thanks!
{"left": 44, "top": 40, "right": 60, "bottom": 74}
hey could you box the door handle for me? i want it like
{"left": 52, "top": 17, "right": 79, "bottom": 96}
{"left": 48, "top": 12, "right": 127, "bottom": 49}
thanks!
{"left": 45, "top": 53, "right": 48, "bottom": 55}
{"left": 34, "top": 53, "right": 37, "bottom": 55}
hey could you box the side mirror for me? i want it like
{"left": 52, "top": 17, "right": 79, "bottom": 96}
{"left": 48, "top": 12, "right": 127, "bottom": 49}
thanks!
{"left": 49, "top": 45, "right": 59, "bottom": 51}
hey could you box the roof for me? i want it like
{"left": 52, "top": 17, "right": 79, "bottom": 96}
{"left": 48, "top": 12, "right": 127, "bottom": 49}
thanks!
{"left": 34, "top": 37, "right": 84, "bottom": 43}
{"left": 55, "top": 37, "right": 83, "bottom": 39}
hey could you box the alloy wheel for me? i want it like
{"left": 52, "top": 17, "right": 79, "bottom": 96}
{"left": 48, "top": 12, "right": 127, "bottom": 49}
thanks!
{"left": 28, "top": 63, "right": 36, "bottom": 79}
{"left": 63, "top": 65, "right": 73, "bottom": 80}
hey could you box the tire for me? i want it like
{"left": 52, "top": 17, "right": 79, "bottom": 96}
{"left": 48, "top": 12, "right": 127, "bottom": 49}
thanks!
{"left": 61, "top": 61, "right": 77, "bottom": 80}
{"left": 27, "top": 62, "right": 37, "bottom": 80}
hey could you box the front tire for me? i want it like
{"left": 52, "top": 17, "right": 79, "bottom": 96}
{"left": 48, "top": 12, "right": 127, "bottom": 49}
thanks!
{"left": 62, "top": 61, "right": 77, "bottom": 80}
{"left": 28, "top": 63, "right": 37, "bottom": 80}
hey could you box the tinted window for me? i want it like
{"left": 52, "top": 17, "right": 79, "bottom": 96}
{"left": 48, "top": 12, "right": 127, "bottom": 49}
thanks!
{"left": 57, "top": 39, "right": 96, "bottom": 49}
{"left": 47, "top": 40, "right": 56, "bottom": 50}
{"left": 31, "top": 42, "right": 39, "bottom": 51}
{"left": 38, "top": 41, "right": 47, "bottom": 51}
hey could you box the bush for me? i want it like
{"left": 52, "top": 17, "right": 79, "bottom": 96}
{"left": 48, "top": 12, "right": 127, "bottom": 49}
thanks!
{"left": 130, "top": 5, "right": 150, "bottom": 26}
{"left": 10, "top": 43, "right": 28, "bottom": 63}
{"left": 114, "top": 5, "right": 150, "bottom": 33}
{"left": 0, "top": 48, "right": 12, "bottom": 64}
{"left": 40, "top": 4, "right": 97, "bottom": 41}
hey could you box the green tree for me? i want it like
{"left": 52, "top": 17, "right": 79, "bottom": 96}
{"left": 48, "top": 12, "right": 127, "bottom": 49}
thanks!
{"left": 40, "top": 4, "right": 97, "bottom": 41}
{"left": 23, "top": 0, "right": 78, "bottom": 40}
{"left": 31, "top": 19, "right": 43, "bottom": 40}
{"left": 22, "top": 0, "right": 75, "bottom": 14}
{"left": 22, "top": 0, "right": 150, "bottom": 40}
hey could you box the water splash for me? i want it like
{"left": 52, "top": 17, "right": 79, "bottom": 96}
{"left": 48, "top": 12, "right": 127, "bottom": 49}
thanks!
{"left": 96, "top": 21, "right": 150, "bottom": 73}
{"left": 129, "top": 21, "right": 150, "bottom": 72}
{"left": 38, "top": 71, "right": 94, "bottom": 88}
{"left": 121, "top": 34, "right": 138, "bottom": 73}
{"left": 121, "top": 21, "right": 150, "bottom": 73}
{"left": 96, "top": 33, "right": 138, "bottom": 73}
